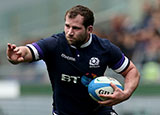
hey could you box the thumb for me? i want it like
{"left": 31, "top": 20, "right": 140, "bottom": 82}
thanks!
{"left": 17, "top": 57, "right": 25, "bottom": 62}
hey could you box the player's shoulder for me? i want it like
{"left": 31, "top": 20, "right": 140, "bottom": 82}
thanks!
{"left": 92, "top": 34, "right": 113, "bottom": 49}
{"left": 46, "top": 32, "right": 65, "bottom": 41}
{"left": 51, "top": 32, "right": 65, "bottom": 39}
{"left": 41, "top": 32, "right": 65, "bottom": 44}
{"left": 35, "top": 32, "right": 66, "bottom": 51}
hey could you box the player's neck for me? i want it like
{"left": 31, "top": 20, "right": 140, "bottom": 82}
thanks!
{"left": 71, "top": 33, "right": 92, "bottom": 49}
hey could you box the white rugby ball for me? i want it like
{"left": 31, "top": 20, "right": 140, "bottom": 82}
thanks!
{"left": 88, "top": 76, "right": 123, "bottom": 101}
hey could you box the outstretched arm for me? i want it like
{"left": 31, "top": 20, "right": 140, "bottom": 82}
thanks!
{"left": 7, "top": 43, "right": 33, "bottom": 64}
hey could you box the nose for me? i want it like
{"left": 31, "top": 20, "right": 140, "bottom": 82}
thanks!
{"left": 68, "top": 28, "right": 74, "bottom": 36}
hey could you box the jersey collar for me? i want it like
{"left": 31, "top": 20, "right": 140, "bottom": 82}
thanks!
{"left": 70, "top": 33, "right": 92, "bottom": 49}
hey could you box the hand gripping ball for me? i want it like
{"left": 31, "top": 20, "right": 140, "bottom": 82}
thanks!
{"left": 88, "top": 76, "right": 123, "bottom": 101}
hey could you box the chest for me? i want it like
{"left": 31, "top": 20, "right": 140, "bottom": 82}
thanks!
{"left": 55, "top": 47, "right": 108, "bottom": 76}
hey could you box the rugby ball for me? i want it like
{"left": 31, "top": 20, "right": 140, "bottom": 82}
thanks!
{"left": 88, "top": 76, "right": 123, "bottom": 101}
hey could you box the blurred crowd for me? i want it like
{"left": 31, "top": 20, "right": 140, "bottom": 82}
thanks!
{"left": 94, "top": 0, "right": 160, "bottom": 83}
{"left": 2, "top": 0, "right": 160, "bottom": 84}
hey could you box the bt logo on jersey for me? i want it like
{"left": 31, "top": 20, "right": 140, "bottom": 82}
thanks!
{"left": 61, "top": 74, "right": 80, "bottom": 83}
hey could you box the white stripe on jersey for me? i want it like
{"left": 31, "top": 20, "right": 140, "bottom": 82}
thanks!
{"left": 53, "top": 112, "right": 57, "bottom": 115}
{"left": 81, "top": 33, "right": 92, "bottom": 48}
{"left": 114, "top": 56, "right": 129, "bottom": 73}
{"left": 26, "top": 44, "right": 40, "bottom": 60}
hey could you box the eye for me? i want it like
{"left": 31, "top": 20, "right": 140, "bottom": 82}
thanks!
{"left": 73, "top": 26, "right": 81, "bottom": 30}
{"left": 65, "top": 24, "right": 70, "bottom": 28}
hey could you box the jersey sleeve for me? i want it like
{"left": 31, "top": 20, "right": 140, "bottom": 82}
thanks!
{"left": 107, "top": 42, "right": 130, "bottom": 73}
{"left": 26, "top": 36, "right": 59, "bottom": 61}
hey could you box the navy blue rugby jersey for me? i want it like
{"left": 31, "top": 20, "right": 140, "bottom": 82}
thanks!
{"left": 26, "top": 32, "right": 130, "bottom": 114}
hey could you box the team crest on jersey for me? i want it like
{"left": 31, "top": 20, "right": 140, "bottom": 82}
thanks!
{"left": 89, "top": 57, "right": 100, "bottom": 68}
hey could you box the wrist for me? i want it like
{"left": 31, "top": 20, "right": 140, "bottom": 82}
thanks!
{"left": 123, "top": 89, "right": 132, "bottom": 100}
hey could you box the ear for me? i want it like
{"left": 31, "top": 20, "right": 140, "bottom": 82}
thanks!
{"left": 87, "top": 25, "right": 93, "bottom": 33}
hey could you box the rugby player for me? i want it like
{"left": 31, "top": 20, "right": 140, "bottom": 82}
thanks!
{"left": 7, "top": 5, "right": 140, "bottom": 115}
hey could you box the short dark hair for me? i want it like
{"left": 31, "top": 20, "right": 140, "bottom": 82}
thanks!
{"left": 65, "top": 5, "right": 94, "bottom": 28}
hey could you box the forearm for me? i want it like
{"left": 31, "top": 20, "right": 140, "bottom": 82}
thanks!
{"left": 124, "top": 68, "right": 140, "bottom": 98}
{"left": 122, "top": 62, "right": 140, "bottom": 99}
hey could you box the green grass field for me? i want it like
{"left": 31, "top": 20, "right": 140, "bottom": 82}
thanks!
{"left": 21, "top": 84, "right": 52, "bottom": 95}
{"left": 133, "top": 84, "right": 160, "bottom": 96}
{"left": 21, "top": 84, "right": 160, "bottom": 96}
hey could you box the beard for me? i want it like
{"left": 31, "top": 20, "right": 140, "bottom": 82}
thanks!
{"left": 66, "top": 32, "right": 88, "bottom": 48}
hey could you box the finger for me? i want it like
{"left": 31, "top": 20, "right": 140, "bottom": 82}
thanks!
{"left": 16, "top": 49, "right": 22, "bottom": 55}
{"left": 13, "top": 47, "right": 20, "bottom": 52}
{"left": 11, "top": 44, "right": 17, "bottom": 49}
{"left": 7, "top": 43, "right": 12, "bottom": 50}
{"left": 110, "top": 83, "right": 123, "bottom": 93}
{"left": 98, "top": 99, "right": 113, "bottom": 106}
{"left": 110, "top": 82, "right": 118, "bottom": 90}
{"left": 8, "top": 43, "right": 16, "bottom": 50}
{"left": 99, "top": 94, "right": 113, "bottom": 99}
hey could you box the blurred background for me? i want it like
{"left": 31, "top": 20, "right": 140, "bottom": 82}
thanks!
{"left": 0, "top": 0, "right": 160, "bottom": 114}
